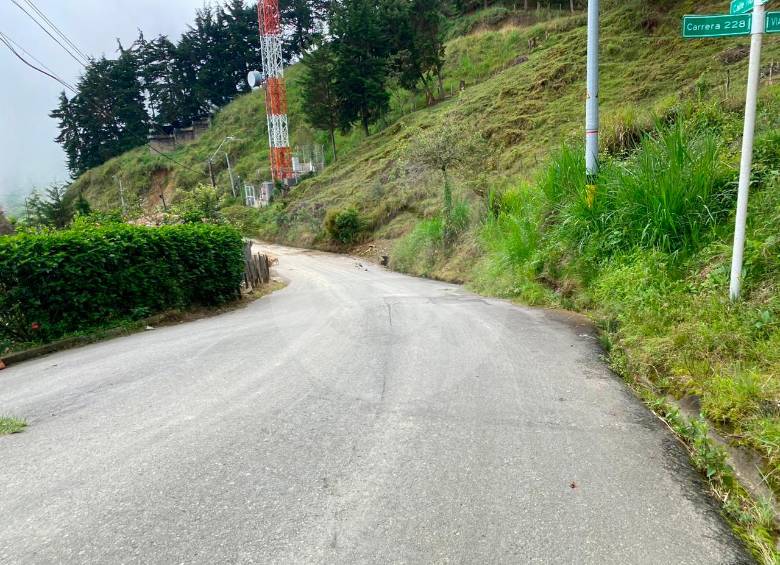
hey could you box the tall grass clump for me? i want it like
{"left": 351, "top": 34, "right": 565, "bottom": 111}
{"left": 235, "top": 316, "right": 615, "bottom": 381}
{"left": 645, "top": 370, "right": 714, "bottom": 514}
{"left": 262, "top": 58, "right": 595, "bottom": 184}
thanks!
{"left": 602, "top": 125, "right": 734, "bottom": 254}
{"left": 543, "top": 125, "right": 735, "bottom": 256}
{"left": 391, "top": 217, "right": 444, "bottom": 275}
{"left": 472, "top": 184, "right": 549, "bottom": 302}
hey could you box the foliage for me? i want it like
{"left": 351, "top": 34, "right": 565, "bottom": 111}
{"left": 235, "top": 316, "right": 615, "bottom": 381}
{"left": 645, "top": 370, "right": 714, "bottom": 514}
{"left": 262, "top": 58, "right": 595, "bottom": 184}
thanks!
{"left": 0, "top": 209, "right": 14, "bottom": 236}
{"left": 51, "top": 0, "right": 272, "bottom": 176}
{"left": 300, "top": 41, "right": 340, "bottom": 160}
{"left": 51, "top": 48, "right": 148, "bottom": 177}
{"left": 0, "top": 224, "right": 244, "bottom": 345}
{"left": 542, "top": 126, "right": 735, "bottom": 255}
{"left": 386, "top": 0, "right": 447, "bottom": 102}
{"left": 280, "top": 0, "right": 330, "bottom": 59}
{"left": 391, "top": 217, "right": 444, "bottom": 275}
{"left": 172, "top": 184, "right": 225, "bottom": 223}
{"left": 331, "top": 0, "right": 392, "bottom": 135}
{"left": 25, "top": 185, "right": 75, "bottom": 230}
{"left": 407, "top": 116, "right": 487, "bottom": 244}
{"left": 324, "top": 207, "right": 363, "bottom": 244}
{"left": 0, "top": 417, "right": 26, "bottom": 436}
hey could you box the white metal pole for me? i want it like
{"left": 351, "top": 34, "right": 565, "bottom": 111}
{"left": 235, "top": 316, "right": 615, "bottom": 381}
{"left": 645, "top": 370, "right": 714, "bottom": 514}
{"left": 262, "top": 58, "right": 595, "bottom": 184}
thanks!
{"left": 729, "top": 3, "right": 765, "bottom": 301}
{"left": 225, "top": 153, "right": 237, "bottom": 198}
{"left": 585, "top": 0, "right": 600, "bottom": 178}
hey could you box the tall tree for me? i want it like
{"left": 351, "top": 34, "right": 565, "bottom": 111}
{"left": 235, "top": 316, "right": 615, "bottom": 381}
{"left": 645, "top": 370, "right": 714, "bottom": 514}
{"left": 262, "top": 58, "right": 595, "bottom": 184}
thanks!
{"left": 330, "top": 0, "right": 390, "bottom": 135}
{"left": 384, "top": 0, "right": 446, "bottom": 102}
{"left": 51, "top": 48, "right": 148, "bottom": 176}
{"left": 300, "top": 41, "right": 340, "bottom": 160}
{"left": 134, "top": 33, "right": 182, "bottom": 127}
{"left": 280, "top": 0, "right": 331, "bottom": 60}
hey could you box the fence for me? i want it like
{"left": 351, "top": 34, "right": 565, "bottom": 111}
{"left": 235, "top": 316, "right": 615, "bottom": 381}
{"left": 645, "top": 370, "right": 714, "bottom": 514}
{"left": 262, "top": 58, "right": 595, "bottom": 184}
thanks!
{"left": 243, "top": 241, "right": 271, "bottom": 290}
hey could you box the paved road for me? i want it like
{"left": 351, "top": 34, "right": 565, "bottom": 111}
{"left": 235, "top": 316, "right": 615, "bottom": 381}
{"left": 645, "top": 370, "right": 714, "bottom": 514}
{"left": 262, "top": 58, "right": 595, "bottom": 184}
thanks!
{"left": 0, "top": 245, "right": 751, "bottom": 564}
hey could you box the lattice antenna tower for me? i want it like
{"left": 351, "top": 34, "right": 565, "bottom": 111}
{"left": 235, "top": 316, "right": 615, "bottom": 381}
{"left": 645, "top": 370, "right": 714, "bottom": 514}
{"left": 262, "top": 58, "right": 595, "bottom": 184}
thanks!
{"left": 258, "top": 0, "right": 293, "bottom": 182}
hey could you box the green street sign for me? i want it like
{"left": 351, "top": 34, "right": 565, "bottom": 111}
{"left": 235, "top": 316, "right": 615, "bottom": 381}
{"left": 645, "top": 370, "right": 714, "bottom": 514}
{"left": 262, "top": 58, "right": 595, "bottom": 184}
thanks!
{"left": 731, "top": 0, "right": 754, "bottom": 15}
{"left": 682, "top": 14, "right": 752, "bottom": 38}
{"left": 767, "top": 11, "right": 780, "bottom": 32}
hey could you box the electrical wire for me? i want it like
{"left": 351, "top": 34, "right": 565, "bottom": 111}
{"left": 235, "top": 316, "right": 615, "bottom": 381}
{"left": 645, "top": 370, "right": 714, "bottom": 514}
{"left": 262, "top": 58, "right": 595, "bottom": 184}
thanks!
{"left": 0, "top": 29, "right": 76, "bottom": 92}
{"left": 21, "top": 0, "right": 90, "bottom": 64}
{"left": 0, "top": 20, "right": 208, "bottom": 180}
{"left": 0, "top": 30, "right": 77, "bottom": 93}
{"left": 148, "top": 145, "right": 210, "bottom": 178}
{"left": 8, "top": 0, "right": 89, "bottom": 67}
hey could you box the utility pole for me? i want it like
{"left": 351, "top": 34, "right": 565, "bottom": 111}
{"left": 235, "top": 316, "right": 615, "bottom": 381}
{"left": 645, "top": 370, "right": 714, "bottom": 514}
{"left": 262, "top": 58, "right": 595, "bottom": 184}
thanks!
{"left": 585, "top": 0, "right": 600, "bottom": 181}
{"left": 226, "top": 153, "right": 237, "bottom": 198}
{"left": 208, "top": 160, "right": 217, "bottom": 189}
{"left": 730, "top": 1, "right": 766, "bottom": 301}
{"left": 207, "top": 136, "right": 237, "bottom": 190}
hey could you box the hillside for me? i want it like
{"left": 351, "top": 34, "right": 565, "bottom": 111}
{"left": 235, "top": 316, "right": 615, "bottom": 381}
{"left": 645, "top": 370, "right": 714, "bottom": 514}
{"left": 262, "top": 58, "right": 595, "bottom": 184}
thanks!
{"left": 74, "top": 0, "right": 778, "bottom": 222}
{"left": 71, "top": 2, "right": 780, "bottom": 559}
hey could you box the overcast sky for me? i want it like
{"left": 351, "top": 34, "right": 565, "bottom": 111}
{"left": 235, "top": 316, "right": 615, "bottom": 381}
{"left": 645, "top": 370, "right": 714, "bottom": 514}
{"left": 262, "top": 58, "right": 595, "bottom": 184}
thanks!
{"left": 0, "top": 0, "right": 209, "bottom": 211}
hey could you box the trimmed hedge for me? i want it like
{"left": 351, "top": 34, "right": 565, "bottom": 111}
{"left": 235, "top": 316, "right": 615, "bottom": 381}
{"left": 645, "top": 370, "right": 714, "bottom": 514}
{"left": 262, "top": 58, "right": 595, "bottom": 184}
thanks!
{"left": 0, "top": 224, "right": 244, "bottom": 344}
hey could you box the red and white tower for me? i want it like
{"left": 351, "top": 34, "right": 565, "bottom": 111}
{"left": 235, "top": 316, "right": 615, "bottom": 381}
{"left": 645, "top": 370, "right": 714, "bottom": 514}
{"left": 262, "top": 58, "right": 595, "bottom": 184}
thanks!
{"left": 258, "top": 0, "right": 293, "bottom": 182}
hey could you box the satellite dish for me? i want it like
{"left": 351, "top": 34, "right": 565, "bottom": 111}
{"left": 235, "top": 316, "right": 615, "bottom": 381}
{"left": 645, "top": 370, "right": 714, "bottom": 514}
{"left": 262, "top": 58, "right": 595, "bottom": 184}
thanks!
{"left": 247, "top": 70, "right": 263, "bottom": 89}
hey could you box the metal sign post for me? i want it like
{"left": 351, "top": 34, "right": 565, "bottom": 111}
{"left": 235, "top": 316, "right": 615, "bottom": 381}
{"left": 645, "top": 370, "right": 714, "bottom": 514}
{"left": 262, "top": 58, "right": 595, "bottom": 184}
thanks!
{"left": 682, "top": 1, "right": 775, "bottom": 300}
{"left": 729, "top": 2, "right": 766, "bottom": 300}
{"left": 585, "top": 0, "right": 600, "bottom": 179}
{"left": 732, "top": 0, "right": 755, "bottom": 14}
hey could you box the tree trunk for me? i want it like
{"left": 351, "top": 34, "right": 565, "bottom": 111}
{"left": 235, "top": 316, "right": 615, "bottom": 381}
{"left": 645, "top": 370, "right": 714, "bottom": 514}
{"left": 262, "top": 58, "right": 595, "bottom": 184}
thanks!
{"left": 524, "top": 0, "right": 528, "bottom": 9}
{"left": 570, "top": 0, "right": 575, "bottom": 13}
{"left": 437, "top": 71, "right": 445, "bottom": 100}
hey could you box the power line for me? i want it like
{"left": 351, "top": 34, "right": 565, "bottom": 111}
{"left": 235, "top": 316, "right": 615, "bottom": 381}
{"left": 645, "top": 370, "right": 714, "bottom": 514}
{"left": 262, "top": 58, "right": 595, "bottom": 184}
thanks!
{"left": 148, "top": 145, "right": 209, "bottom": 178}
{"left": 0, "top": 29, "right": 76, "bottom": 92}
{"left": 21, "top": 0, "right": 90, "bottom": 64}
{"left": 0, "top": 30, "right": 77, "bottom": 93}
{"left": 0, "top": 20, "right": 208, "bottom": 180}
{"left": 8, "top": 0, "right": 89, "bottom": 67}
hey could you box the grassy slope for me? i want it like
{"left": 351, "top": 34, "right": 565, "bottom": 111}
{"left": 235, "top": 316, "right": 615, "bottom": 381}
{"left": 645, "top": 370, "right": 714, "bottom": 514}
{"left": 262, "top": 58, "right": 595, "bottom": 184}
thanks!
{"left": 76, "top": 0, "right": 780, "bottom": 217}
{"left": 73, "top": 1, "right": 780, "bottom": 558}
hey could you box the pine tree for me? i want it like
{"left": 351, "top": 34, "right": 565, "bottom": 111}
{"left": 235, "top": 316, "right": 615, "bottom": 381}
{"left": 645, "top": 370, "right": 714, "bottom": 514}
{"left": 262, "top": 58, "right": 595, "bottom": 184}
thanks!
{"left": 331, "top": 0, "right": 390, "bottom": 135}
{"left": 28, "top": 185, "right": 73, "bottom": 229}
{"left": 134, "top": 33, "right": 181, "bottom": 127}
{"left": 52, "top": 49, "right": 148, "bottom": 176}
{"left": 383, "top": 0, "right": 446, "bottom": 102}
{"left": 410, "top": 0, "right": 446, "bottom": 99}
{"left": 50, "top": 92, "right": 81, "bottom": 176}
{"left": 280, "top": 0, "right": 331, "bottom": 60}
{"left": 301, "top": 41, "right": 340, "bottom": 161}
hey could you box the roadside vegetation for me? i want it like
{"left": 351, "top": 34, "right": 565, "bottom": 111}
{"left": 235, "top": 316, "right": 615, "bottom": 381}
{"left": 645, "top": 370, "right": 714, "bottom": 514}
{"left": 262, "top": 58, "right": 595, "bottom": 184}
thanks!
{"left": 0, "top": 417, "right": 27, "bottom": 436}
{"left": 16, "top": 0, "right": 780, "bottom": 559}
{"left": 0, "top": 220, "right": 244, "bottom": 354}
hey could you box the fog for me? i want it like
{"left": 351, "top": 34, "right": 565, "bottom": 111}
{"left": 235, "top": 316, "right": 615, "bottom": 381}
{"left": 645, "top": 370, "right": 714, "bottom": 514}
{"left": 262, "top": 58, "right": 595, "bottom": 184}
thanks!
{"left": 0, "top": 0, "right": 211, "bottom": 213}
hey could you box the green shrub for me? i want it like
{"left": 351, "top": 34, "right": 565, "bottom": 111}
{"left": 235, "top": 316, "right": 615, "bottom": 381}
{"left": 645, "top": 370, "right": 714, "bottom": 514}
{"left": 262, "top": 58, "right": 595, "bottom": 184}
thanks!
{"left": 172, "top": 184, "right": 224, "bottom": 224}
{"left": 324, "top": 207, "right": 363, "bottom": 244}
{"left": 222, "top": 205, "right": 262, "bottom": 235}
{"left": 0, "top": 224, "right": 244, "bottom": 344}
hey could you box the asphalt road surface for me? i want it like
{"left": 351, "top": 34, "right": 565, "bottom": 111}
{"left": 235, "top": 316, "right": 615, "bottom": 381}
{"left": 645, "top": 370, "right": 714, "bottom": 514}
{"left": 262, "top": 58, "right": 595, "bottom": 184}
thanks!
{"left": 0, "top": 245, "right": 751, "bottom": 564}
